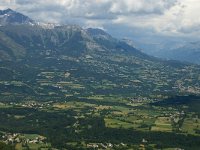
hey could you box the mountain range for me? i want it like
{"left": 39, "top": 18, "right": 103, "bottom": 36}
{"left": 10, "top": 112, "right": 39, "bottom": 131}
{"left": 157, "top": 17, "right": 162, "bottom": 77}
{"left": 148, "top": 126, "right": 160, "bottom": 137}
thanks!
{"left": 153, "top": 41, "right": 200, "bottom": 64}
{"left": 0, "top": 9, "right": 199, "bottom": 99}
{"left": 136, "top": 36, "right": 200, "bottom": 65}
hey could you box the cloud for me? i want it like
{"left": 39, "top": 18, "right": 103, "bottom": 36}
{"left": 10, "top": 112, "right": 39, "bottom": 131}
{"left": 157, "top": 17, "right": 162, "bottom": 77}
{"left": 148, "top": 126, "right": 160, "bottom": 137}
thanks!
{"left": 154, "top": 0, "right": 200, "bottom": 36}
{"left": 109, "top": 0, "right": 177, "bottom": 15}
{"left": 0, "top": 0, "right": 200, "bottom": 37}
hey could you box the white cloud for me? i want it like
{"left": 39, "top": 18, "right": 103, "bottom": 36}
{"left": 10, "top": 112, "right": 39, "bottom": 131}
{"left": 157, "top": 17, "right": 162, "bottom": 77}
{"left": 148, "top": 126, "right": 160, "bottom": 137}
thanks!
{"left": 109, "top": 0, "right": 177, "bottom": 15}
{"left": 0, "top": 0, "right": 200, "bottom": 37}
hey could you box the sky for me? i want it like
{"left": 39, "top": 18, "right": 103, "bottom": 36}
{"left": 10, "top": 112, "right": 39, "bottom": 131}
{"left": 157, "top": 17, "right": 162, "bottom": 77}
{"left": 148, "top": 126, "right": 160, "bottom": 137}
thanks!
{"left": 0, "top": 0, "right": 200, "bottom": 49}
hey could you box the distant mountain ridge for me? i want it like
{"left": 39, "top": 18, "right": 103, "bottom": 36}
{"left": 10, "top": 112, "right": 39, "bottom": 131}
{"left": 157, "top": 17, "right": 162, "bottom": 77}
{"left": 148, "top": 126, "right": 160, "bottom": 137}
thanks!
{"left": 154, "top": 41, "right": 200, "bottom": 64}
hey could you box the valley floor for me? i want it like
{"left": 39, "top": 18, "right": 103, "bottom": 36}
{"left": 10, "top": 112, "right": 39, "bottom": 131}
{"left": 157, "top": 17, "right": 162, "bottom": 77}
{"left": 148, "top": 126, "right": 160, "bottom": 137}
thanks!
{"left": 0, "top": 95, "right": 200, "bottom": 149}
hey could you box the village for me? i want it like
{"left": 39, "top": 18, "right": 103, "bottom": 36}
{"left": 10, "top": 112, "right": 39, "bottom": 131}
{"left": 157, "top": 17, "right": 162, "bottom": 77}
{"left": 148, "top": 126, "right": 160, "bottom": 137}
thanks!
{"left": 1, "top": 133, "right": 46, "bottom": 145}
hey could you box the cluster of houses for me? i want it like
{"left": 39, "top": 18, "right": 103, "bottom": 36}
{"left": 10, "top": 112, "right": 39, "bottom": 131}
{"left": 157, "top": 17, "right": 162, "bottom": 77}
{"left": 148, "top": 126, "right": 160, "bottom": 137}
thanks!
{"left": 86, "top": 139, "right": 149, "bottom": 149}
{"left": 129, "top": 97, "right": 154, "bottom": 103}
{"left": 9, "top": 101, "right": 52, "bottom": 109}
{"left": 1, "top": 132, "right": 46, "bottom": 145}
{"left": 87, "top": 142, "right": 116, "bottom": 149}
